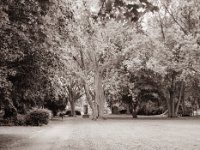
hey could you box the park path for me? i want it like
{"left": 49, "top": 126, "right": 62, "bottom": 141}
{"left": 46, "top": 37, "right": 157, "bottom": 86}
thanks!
{"left": 1, "top": 117, "right": 200, "bottom": 150}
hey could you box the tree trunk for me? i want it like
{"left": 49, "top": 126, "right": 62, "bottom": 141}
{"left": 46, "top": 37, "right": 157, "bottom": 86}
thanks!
{"left": 3, "top": 101, "right": 17, "bottom": 119}
{"left": 127, "top": 104, "right": 130, "bottom": 114}
{"left": 131, "top": 100, "right": 138, "bottom": 118}
{"left": 94, "top": 70, "right": 105, "bottom": 119}
{"left": 92, "top": 102, "right": 98, "bottom": 120}
{"left": 171, "top": 91, "right": 175, "bottom": 117}
{"left": 2, "top": 90, "right": 17, "bottom": 119}
{"left": 167, "top": 96, "right": 172, "bottom": 117}
{"left": 68, "top": 89, "right": 75, "bottom": 117}
{"left": 162, "top": 87, "right": 171, "bottom": 117}
{"left": 168, "top": 72, "right": 176, "bottom": 118}
{"left": 84, "top": 84, "right": 98, "bottom": 119}
{"left": 70, "top": 100, "right": 76, "bottom": 117}
{"left": 175, "top": 80, "right": 184, "bottom": 116}
{"left": 82, "top": 69, "right": 105, "bottom": 120}
{"left": 182, "top": 94, "right": 186, "bottom": 115}
{"left": 132, "top": 107, "right": 137, "bottom": 118}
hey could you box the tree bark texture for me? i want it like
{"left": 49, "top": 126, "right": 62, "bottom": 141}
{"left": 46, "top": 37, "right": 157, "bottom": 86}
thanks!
{"left": 175, "top": 80, "right": 184, "bottom": 116}
{"left": 84, "top": 84, "right": 98, "bottom": 119}
{"left": 94, "top": 70, "right": 105, "bottom": 118}
{"left": 70, "top": 100, "right": 75, "bottom": 117}
{"left": 168, "top": 72, "right": 176, "bottom": 118}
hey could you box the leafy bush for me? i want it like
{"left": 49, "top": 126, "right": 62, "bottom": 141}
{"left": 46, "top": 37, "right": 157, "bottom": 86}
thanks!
{"left": 26, "top": 109, "right": 52, "bottom": 126}
{"left": 0, "top": 118, "right": 15, "bottom": 126}
{"left": 14, "top": 114, "right": 27, "bottom": 126}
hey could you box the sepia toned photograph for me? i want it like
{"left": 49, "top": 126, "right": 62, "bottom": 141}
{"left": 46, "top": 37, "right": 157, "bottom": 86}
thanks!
{"left": 0, "top": 0, "right": 200, "bottom": 149}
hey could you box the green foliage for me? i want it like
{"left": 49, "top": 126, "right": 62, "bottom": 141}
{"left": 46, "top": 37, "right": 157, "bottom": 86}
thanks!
{"left": 26, "top": 109, "right": 51, "bottom": 126}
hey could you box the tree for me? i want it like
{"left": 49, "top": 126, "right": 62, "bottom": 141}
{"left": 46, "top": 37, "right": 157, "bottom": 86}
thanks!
{"left": 0, "top": 0, "right": 74, "bottom": 118}
{"left": 104, "top": 31, "right": 165, "bottom": 117}
{"left": 58, "top": 0, "right": 159, "bottom": 119}
{"left": 58, "top": 75, "right": 84, "bottom": 117}
{"left": 143, "top": 0, "right": 200, "bottom": 117}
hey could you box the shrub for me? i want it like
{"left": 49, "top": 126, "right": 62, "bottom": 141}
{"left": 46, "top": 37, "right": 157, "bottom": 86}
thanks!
{"left": 26, "top": 109, "right": 52, "bottom": 126}
{"left": 14, "top": 114, "right": 27, "bottom": 126}
{"left": 0, "top": 118, "right": 15, "bottom": 126}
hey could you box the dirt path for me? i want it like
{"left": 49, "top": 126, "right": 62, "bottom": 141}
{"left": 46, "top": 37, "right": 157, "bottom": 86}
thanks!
{"left": 1, "top": 118, "right": 200, "bottom": 150}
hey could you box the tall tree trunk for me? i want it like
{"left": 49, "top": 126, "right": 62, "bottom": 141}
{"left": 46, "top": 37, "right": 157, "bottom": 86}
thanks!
{"left": 169, "top": 72, "right": 176, "bottom": 118}
{"left": 162, "top": 88, "right": 171, "bottom": 117}
{"left": 127, "top": 104, "right": 130, "bottom": 114}
{"left": 132, "top": 108, "right": 137, "bottom": 118}
{"left": 168, "top": 72, "right": 176, "bottom": 118}
{"left": 182, "top": 93, "right": 186, "bottom": 115}
{"left": 171, "top": 91, "right": 175, "bottom": 117}
{"left": 3, "top": 98, "right": 17, "bottom": 119}
{"left": 70, "top": 100, "right": 75, "bottom": 117}
{"left": 131, "top": 100, "right": 138, "bottom": 118}
{"left": 84, "top": 84, "right": 98, "bottom": 119}
{"left": 94, "top": 70, "right": 105, "bottom": 119}
{"left": 68, "top": 90, "right": 75, "bottom": 117}
{"left": 92, "top": 102, "right": 98, "bottom": 120}
{"left": 175, "top": 80, "right": 184, "bottom": 116}
{"left": 167, "top": 97, "right": 172, "bottom": 117}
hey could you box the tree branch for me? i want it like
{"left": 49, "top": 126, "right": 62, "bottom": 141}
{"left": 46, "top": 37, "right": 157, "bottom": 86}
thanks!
{"left": 163, "top": 4, "right": 188, "bottom": 35}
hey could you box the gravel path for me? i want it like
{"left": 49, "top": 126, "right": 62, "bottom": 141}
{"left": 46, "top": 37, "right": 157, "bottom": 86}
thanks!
{"left": 1, "top": 117, "right": 200, "bottom": 150}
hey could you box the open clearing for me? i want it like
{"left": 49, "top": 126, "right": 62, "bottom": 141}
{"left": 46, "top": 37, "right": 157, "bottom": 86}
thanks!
{"left": 0, "top": 117, "right": 200, "bottom": 150}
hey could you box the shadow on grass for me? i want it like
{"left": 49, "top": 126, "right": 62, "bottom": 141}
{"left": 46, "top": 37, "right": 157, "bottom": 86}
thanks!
{"left": 0, "top": 134, "right": 25, "bottom": 150}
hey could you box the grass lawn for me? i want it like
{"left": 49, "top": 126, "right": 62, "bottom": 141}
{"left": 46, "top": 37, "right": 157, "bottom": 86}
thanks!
{"left": 0, "top": 117, "right": 200, "bottom": 150}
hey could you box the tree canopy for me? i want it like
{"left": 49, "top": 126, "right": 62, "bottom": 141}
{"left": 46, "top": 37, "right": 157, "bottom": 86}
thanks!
{"left": 0, "top": 0, "right": 199, "bottom": 120}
